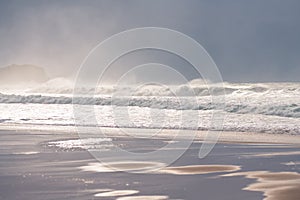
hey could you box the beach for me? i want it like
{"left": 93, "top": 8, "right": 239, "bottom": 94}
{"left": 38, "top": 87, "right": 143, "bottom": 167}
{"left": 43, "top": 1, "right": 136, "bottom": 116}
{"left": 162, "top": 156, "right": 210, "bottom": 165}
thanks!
{"left": 0, "top": 81, "right": 299, "bottom": 200}
{"left": 1, "top": 1, "right": 300, "bottom": 199}
{"left": 1, "top": 127, "right": 299, "bottom": 200}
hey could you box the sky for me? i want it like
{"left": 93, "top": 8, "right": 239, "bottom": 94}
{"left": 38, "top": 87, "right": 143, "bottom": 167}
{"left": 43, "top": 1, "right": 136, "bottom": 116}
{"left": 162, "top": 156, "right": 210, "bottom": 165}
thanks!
{"left": 0, "top": 0, "right": 299, "bottom": 83}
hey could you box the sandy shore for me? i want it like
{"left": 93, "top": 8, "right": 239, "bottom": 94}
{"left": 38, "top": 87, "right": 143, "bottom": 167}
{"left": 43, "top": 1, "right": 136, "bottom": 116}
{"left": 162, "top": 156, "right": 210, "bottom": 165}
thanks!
{"left": 2, "top": 124, "right": 300, "bottom": 144}
{"left": 0, "top": 127, "right": 299, "bottom": 200}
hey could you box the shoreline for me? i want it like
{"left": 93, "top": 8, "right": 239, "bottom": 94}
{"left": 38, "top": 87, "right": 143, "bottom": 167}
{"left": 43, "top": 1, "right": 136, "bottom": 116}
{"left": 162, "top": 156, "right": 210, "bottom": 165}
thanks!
{"left": 1, "top": 124, "right": 300, "bottom": 145}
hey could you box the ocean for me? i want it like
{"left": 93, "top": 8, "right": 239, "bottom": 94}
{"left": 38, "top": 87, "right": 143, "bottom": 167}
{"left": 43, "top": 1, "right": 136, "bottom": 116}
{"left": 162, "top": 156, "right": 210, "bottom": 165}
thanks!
{"left": 0, "top": 78, "right": 299, "bottom": 135}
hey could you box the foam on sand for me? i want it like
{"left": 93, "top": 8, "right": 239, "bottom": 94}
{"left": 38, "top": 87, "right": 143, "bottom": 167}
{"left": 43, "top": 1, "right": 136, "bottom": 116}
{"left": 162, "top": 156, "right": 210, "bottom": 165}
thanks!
{"left": 48, "top": 138, "right": 113, "bottom": 150}
{"left": 221, "top": 171, "right": 300, "bottom": 200}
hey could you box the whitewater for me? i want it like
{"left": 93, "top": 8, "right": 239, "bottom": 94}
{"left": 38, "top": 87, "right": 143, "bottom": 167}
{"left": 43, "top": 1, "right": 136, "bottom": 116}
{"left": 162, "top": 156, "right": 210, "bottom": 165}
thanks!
{"left": 0, "top": 78, "right": 299, "bottom": 135}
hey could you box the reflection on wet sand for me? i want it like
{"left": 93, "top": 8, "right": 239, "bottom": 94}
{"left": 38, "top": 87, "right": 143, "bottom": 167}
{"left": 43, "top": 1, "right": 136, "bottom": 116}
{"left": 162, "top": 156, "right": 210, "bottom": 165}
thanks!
{"left": 282, "top": 161, "right": 300, "bottom": 166}
{"left": 79, "top": 161, "right": 241, "bottom": 175}
{"left": 116, "top": 196, "right": 169, "bottom": 200}
{"left": 94, "top": 190, "right": 139, "bottom": 197}
{"left": 11, "top": 151, "right": 39, "bottom": 155}
{"left": 80, "top": 162, "right": 240, "bottom": 199}
{"left": 243, "top": 151, "right": 300, "bottom": 158}
{"left": 91, "top": 188, "right": 168, "bottom": 199}
{"left": 222, "top": 171, "right": 300, "bottom": 200}
{"left": 79, "top": 161, "right": 166, "bottom": 173}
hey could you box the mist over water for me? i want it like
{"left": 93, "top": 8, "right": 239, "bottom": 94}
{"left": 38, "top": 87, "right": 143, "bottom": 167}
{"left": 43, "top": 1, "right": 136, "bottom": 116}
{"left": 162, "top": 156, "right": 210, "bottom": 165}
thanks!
{"left": 1, "top": 1, "right": 300, "bottom": 82}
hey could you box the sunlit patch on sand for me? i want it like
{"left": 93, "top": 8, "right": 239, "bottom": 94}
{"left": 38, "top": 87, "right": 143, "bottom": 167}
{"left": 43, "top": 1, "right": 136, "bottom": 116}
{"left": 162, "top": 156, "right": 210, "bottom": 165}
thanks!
{"left": 222, "top": 171, "right": 300, "bottom": 200}
{"left": 79, "top": 161, "right": 166, "bottom": 173}
{"left": 160, "top": 165, "right": 241, "bottom": 175}
{"left": 94, "top": 190, "right": 139, "bottom": 197}
{"left": 243, "top": 151, "right": 300, "bottom": 158}
{"left": 116, "top": 195, "right": 169, "bottom": 200}
{"left": 48, "top": 138, "right": 113, "bottom": 150}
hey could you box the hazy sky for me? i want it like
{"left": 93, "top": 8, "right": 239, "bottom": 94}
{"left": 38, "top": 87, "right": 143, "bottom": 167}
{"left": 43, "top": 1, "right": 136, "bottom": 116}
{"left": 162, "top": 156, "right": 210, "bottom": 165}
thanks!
{"left": 0, "top": 0, "right": 299, "bottom": 82}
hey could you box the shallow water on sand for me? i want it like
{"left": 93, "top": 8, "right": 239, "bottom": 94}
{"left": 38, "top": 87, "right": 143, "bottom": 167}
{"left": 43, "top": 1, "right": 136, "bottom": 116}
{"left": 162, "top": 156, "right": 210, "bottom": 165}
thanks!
{"left": 0, "top": 129, "right": 299, "bottom": 200}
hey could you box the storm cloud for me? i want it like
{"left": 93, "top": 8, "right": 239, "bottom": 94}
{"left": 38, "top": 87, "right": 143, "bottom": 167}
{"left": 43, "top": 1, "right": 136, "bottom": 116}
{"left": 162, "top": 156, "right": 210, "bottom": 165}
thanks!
{"left": 0, "top": 0, "right": 299, "bottom": 82}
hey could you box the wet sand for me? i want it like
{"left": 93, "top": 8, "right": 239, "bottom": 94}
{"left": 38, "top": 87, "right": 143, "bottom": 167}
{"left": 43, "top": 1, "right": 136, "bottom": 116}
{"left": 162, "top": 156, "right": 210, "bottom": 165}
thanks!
{"left": 0, "top": 128, "right": 299, "bottom": 200}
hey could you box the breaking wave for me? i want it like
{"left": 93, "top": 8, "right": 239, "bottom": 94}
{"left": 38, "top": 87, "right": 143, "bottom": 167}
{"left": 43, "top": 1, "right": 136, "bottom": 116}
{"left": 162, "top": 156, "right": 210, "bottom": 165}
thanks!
{"left": 0, "top": 82, "right": 299, "bottom": 119}
{"left": 0, "top": 79, "right": 299, "bottom": 135}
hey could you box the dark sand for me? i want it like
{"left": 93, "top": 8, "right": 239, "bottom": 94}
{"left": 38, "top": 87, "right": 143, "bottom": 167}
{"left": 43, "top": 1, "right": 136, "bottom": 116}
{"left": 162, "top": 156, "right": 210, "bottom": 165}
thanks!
{"left": 0, "top": 128, "right": 300, "bottom": 200}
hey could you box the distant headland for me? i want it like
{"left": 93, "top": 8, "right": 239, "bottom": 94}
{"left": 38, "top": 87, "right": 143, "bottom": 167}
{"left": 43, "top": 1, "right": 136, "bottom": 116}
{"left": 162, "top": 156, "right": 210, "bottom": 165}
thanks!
{"left": 0, "top": 64, "right": 49, "bottom": 85}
